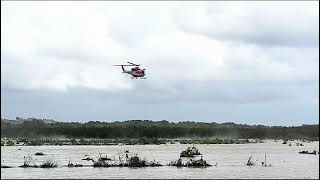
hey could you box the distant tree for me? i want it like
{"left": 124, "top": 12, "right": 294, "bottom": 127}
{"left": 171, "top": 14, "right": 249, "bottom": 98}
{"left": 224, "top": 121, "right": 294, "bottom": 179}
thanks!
{"left": 1, "top": 118, "right": 319, "bottom": 140}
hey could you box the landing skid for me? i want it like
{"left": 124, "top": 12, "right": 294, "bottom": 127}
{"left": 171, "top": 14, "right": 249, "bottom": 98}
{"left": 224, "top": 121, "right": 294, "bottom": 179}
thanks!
{"left": 131, "top": 77, "right": 147, "bottom": 79}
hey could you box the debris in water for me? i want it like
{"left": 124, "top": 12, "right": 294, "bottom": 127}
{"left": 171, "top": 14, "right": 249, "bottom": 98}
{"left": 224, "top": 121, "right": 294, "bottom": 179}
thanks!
{"left": 1, "top": 165, "right": 12, "bottom": 168}
{"left": 100, "top": 156, "right": 111, "bottom": 161}
{"left": 246, "top": 156, "right": 254, "bottom": 166}
{"left": 261, "top": 154, "right": 271, "bottom": 167}
{"left": 34, "top": 152, "right": 45, "bottom": 156}
{"left": 299, "top": 150, "right": 317, "bottom": 155}
{"left": 282, "top": 139, "right": 288, "bottom": 144}
{"left": 82, "top": 157, "right": 93, "bottom": 161}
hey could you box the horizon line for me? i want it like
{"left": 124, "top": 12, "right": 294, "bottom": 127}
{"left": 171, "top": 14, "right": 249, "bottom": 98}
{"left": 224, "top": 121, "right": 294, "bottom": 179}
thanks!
{"left": 2, "top": 117, "right": 319, "bottom": 127}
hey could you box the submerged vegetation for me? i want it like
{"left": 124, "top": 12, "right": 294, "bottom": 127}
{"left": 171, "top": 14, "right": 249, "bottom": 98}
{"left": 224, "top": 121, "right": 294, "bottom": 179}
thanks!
{"left": 40, "top": 158, "right": 58, "bottom": 168}
{"left": 170, "top": 146, "right": 211, "bottom": 167}
{"left": 67, "top": 162, "right": 83, "bottom": 167}
{"left": 1, "top": 118, "right": 318, "bottom": 141}
{"left": 8, "top": 146, "right": 210, "bottom": 168}
{"left": 180, "top": 145, "right": 202, "bottom": 157}
{"left": 125, "top": 154, "right": 148, "bottom": 167}
{"left": 92, "top": 153, "right": 162, "bottom": 167}
{"left": 169, "top": 158, "right": 211, "bottom": 167}
{"left": 19, "top": 155, "right": 38, "bottom": 168}
{"left": 68, "top": 158, "right": 83, "bottom": 167}
{"left": 18, "top": 155, "right": 58, "bottom": 168}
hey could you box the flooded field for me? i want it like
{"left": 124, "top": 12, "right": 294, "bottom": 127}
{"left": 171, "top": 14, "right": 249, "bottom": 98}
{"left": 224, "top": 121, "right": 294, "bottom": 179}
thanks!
{"left": 1, "top": 140, "right": 319, "bottom": 179}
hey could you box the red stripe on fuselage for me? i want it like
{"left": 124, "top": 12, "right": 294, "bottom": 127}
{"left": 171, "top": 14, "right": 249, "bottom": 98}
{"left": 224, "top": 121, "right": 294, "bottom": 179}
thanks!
{"left": 132, "top": 70, "right": 144, "bottom": 77}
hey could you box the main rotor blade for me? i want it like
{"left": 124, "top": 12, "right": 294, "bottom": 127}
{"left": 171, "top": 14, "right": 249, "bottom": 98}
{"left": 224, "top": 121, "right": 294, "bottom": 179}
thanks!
{"left": 127, "top": 62, "right": 140, "bottom": 66}
{"left": 114, "top": 64, "right": 135, "bottom": 66}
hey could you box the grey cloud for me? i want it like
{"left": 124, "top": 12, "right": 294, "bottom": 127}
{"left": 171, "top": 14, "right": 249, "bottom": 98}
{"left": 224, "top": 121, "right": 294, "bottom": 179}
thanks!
{"left": 1, "top": 2, "right": 318, "bottom": 125}
{"left": 1, "top": 81, "right": 317, "bottom": 125}
{"left": 38, "top": 48, "right": 94, "bottom": 62}
{"left": 206, "top": 32, "right": 319, "bottom": 48}
{"left": 112, "top": 79, "right": 313, "bottom": 105}
{"left": 175, "top": 3, "right": 319, "bottom": 47}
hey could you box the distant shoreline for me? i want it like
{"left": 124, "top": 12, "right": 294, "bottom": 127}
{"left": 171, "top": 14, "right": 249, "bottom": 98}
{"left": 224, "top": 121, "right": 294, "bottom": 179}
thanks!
{"left": 2, "top": 118, "right": 319, "bottom": 143}
{"left": 1, "top": 137, "right": 316, "bottom": 146}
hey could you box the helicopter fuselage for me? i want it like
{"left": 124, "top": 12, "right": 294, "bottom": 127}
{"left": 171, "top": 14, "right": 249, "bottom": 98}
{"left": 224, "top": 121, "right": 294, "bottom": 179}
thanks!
{"left": 124, "top": 69, "right": 145, "bottom": 77}
{"left": 115, "top": 62, "right": 146, "bottom": 79}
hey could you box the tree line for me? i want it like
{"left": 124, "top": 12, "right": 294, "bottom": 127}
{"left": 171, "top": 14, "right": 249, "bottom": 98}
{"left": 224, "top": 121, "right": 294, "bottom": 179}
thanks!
{"left": 1, "top": 119, "right": 319, "bottom": 140}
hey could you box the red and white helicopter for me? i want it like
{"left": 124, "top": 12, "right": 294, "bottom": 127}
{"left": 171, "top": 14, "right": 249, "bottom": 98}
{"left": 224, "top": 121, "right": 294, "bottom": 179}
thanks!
{"left": 114, "top": 62, "right": 146, "bottom": 79}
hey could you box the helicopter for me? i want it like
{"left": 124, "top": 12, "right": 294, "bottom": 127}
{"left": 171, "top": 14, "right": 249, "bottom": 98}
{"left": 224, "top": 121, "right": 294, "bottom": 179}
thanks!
{"left": 114, "top": 61, "right": 146, "bottom": 79}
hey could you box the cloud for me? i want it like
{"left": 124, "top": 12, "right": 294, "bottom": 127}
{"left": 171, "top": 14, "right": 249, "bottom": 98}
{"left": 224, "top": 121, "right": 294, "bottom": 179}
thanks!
{"left": 173, "top": 1, "right": 319, "bottom": 47}
{"left": 1, "top": 1, "right": 318, "bottom": 107}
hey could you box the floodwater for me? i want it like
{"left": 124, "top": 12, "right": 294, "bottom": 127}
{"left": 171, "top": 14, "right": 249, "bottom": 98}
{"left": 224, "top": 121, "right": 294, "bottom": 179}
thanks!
{"left": 1, "top": 140, "right": 319, "bottom": 179}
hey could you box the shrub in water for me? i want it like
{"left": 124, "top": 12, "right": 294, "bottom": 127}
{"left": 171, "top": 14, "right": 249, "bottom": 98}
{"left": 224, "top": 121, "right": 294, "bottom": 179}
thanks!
{"left": 126, "top": 154, "right": 147, "bottom": 167}
{"left": 180, "top": 145, "right": 202, "bottom": 157}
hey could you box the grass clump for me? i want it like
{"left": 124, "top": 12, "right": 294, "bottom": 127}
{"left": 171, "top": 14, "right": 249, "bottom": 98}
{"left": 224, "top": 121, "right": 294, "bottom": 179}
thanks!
{"left": 92, "top": 158, "right": 110, "bottom": 167}
{"left": 40, "top": 158, "right": 58, "bottom": 168}
{"left": 169, "top": 157, "right": 211, "bottom": 167}
{"left": 185, "top": 158, "right": 211, "bottom": 167}
{"left": 168, "top": 158, "right": 183, "bottom": 167}
{"left": 147, "top": 159, "right": 162, "bottom": 167}
{"left": 92, "top": 152, "right": 163, "bottom": 167}
{"left": 92, "top": 153, "right": 111, "bottom": 167}
{"left": 124, "top": 153, "right": 162, "bottom": 167}
{"left": 19, "top": 155, "right": 38, "bottom": 168}
{"left": 67, "top": 159, "right": 83, "bottom": 167}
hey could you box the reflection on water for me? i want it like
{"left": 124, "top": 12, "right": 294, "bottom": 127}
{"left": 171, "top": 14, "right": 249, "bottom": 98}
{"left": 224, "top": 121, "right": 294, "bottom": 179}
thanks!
{"left": 1, "top": 140, "right": 319, "bottom": 179}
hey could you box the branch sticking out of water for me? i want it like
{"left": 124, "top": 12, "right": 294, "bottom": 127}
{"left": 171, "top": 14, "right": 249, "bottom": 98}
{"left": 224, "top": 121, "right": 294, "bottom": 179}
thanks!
{"left": 19, "top": 155, "right": 38, "bottom": 168}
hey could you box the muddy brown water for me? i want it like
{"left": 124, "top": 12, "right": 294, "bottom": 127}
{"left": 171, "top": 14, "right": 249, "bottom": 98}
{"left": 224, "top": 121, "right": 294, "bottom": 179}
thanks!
{"left": 1, "top": 140, "right": 319, "bottom": 179}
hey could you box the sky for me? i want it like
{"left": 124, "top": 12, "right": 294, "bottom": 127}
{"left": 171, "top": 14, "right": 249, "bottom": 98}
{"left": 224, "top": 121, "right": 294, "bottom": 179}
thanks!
{"left": 1, "top": 1, "right": 319, "bottom": 126}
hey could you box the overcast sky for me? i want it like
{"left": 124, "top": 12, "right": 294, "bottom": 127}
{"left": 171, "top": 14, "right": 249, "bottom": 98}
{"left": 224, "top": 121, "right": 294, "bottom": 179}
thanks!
{"left": 1, "top": 1, "right": 319, "bottom": 125}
